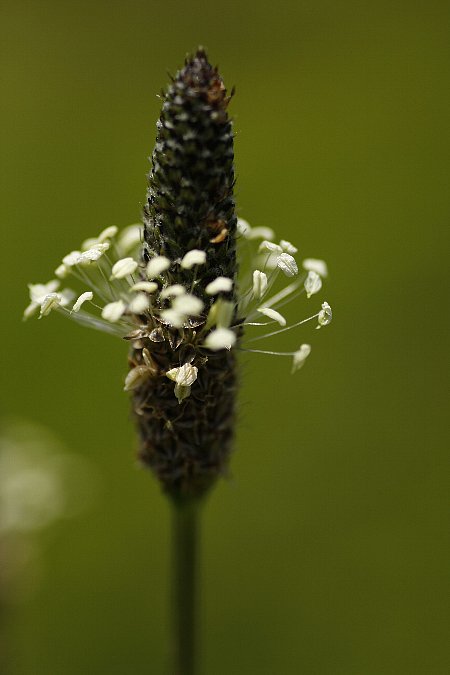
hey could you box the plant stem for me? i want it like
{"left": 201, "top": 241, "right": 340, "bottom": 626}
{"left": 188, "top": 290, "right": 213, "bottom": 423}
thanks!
{"left": 171, "top": 499, "right": 201, "bottom": 675}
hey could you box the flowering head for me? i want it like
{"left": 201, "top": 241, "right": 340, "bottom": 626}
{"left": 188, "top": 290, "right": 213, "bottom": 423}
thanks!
{"left": 25, "top": 50, "right": 332, "bottom": 500}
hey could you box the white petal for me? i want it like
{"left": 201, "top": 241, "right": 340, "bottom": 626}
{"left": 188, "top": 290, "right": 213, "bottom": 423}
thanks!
{"left": 55, "top": 264, "right": 70, "bottom": 279}
{"left": 302, "top": 258, "right": 328, "bottom": 278}
{"left": 124, "top": 366, "right": 152, "bottom": 391}
{"left": 304, "top": 270, "right": 322, "bottom": 298}
{"left": 277, "top": 253, "right": 298, "bottom": 277}
{"left": 159, "top": 309, "right": 185, "bottom": 328}
{"left": 39, "top": 293, "right": 61, "bottom": 317}
{"left": 130, "top": 281, "right": 158, "bottom": 293}
{"left": 291, "top": 344, "right": 311, "bottom": 374}
{"left": 160, "top": 284, "right": 186, "bottom": 299}
{"left": 280, "top": 239, "right": 298, "bottom": 254}
{"left": 166, "top": 363, "right": 198, "bottom": 387}
{"left": 259, "top": 240, "right": 282, "bottom": 254}
{"left": 317, "top": 301, "right": 332, "bottom": 328}
{"left": 101, "top": 300, "right": 126, "bottom": 322}
{"left": 180, "top": 249, "right": 207, "bottom": 269}
{"left": 118, "top": 224, "right": 142, "bottom": 253}
{"left": 111, "top": 257, "right": 138, "bottom": 279}
{"left": 97, "top": 225, "right": 118, "bottom": 242}
{"left": 252, "top": 270, "right": 267, "bottom": 300}
{"left": 129, "top": 293, "right": 149, "bottom": 314}
{"left": 205, "top": 277, "right": 233, "bottom": 295}
{"left": 172, "top": 294, "right": 204, "bottom": 316}
{"left": 62, "top": 250, "right": 82, "bottom": 266}
{"left": 236, "top": 218, "right": 251, "bottom": 237}
{"left": 257, "top": 307, "right": 286, "bottom": 326}
{"left": 204, "top": 328, "right": 236, "bottom": 351}
{"left": 206, "top": 299, "right": 234, "bottom": 329}
{"left": 29, "top": 280, "right": 60, "bottom": 303}
{"left": 146, "top": 256, "right": 171, "bottom": 278}
{"left": 72, "top": 291, "right": 93, "bottom": 313}
{"left": 247, "top": 226, "right": 275, "bottom": 241}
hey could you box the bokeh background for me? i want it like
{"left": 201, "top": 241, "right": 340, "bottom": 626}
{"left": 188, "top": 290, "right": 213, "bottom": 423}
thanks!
{"left": 1, "top": 1, "right": 449, "bottom": 673}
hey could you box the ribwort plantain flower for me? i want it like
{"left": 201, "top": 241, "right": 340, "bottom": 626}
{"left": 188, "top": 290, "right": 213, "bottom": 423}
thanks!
{"left": 24, "top": 49, "right": 332, "bottom": 501}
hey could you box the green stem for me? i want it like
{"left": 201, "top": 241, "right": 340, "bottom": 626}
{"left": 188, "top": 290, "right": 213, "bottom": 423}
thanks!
{"left": 171, "top": 500, "right": 201, "bottom": 675}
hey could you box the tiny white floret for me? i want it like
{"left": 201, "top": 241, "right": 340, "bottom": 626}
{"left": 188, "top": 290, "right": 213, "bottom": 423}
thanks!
{"left": 129, "top": 293, "right": 149, "bottom": 314}
{"left": 205, "top": 277, "right": 233, "bottom": 295}
{"left": 280, "top": 240, "right": 298, "bottom": 255}
{"left": 257, "top": 307, "right": 287, "bottom": 326}
{"left": 252, "top": 270, "right": 268, "bottom": 300}
{"left": 166, "top": 363, "right": 198, "bottom": 387}
{"left": 204, "top": 328, "right": 236, "bottom": 351}
{"left": 146, "top": 256, "right": 171, "bottom": 279}
{"left": 124, "top": 366, "right": 152, "bottom": 392}
{"left": 180, "top": 249, "right": 207, "bottom": 269}
{"left": 172, "top": 294, "right": 204, "bottom": 316}
{"left": 259, "top": 240, "right": 283, "bottom": 254}
{"left": 247, "top": 226, "right": 275, "bottom": 241}
{"left": 317, "top": 301, "right": 332, "bottom": 328}
{"left": 111, "top": 257, "right": 138, "bottom": 279}
{"left": 277, "top": 253, "right": 298, "bottom": 277}
{"left": 302, "top": 258, "right": 328, "bottom": 278}
{"left": 131, "top": 281, "right": 158, "bottom": 293}
{"left": 304, "top": 270, "right": 322, "bottom": 298}
{"left": 292, "top": 344, "right": 311, "bottom": 374}
{"left": 160, "top": 284, "right": 186, "bottom": 299}
{"left": 160, "top": 309, "right": 185, "bottom": 328}
{"left": 118, "top": 224, "right": 142, "bottom": 253}
{"left": 39, "top": 293, "right": 61, "bottom": 317}
{"left": 101, "top": 300, "right": 126, "bottom": 323}
{"left": 206, "top": 299, "right": 234, "bottom": 329}
{"left": 72, "top": 291, "right": 93, "bottom": 313}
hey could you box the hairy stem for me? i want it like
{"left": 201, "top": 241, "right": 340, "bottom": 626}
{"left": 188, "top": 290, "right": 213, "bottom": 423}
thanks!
{"left": 171, "top": 499, "right": 201, "bottom": 675}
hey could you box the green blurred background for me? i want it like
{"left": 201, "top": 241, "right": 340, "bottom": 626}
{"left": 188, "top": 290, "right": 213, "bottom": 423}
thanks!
{"left": 1, "top": 0, "right": 449, "bottom": 673}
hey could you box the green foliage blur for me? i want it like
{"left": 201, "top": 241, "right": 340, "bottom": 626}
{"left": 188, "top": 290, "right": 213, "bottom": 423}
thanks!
{"left": 1, "top": 1, "right": 448, "bottom": 673}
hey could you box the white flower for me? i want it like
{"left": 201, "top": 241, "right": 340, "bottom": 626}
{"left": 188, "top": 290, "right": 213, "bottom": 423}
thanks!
{"left": 160, "top": 284, "right": 186, "bottom": 299}
{"left": 77, "top": 243, "right": 110, "bottom": 265}
{"left": 180, "top": 249, "right": 207, "bottom": 269}
{"left": 277, "top": 253, "right": 298, "bottom": 277}
{"left": 111, "top": 257, "right": 138, "bottom": 279}
{"left": 280, "top": 240, "right": 298, "bottom": 254}
{"left": 257, "top": 307, "right": 286, "bottom": 326}
{"left": 101, "top": 300, "right": 126, "bottom": 322}
{"left": 205, "top": 277, "right": 233, "bottom": 295}
{"left": 252, "top": 270, "right": 267, "bottom": 300}
{"left": 172, "top": 294, "right": 204, "bottom": 316}
{"left": 124, "top": 366, "right": 152, "bottom": 391}
{"left": 62, "top": 250, "right": 83, "bottom": 266}
{"left": 291, "top": 344, "right": 311, "bottom": 373}
{"left": 302, "top": 258, "right": 328, "bottom": 278}
{"left": 39, "top": 293, "right": 61, "bottom": 317}
{"left": 259, "top": 240, "right": 282, "bottom": 254}
{"left": 97, "top": 225, "right": 118, "bottom": 242}
{"left": 160, "top": 309, "right": 185, "bottom": 328}
{"left": 247, "top": 226, "right": 275, "bottom": 240}
{"left": 131, "top": 281, "right": 158, "bottom": 293}
{"left": 166, "top": 363, "right": 199, "bottom": 403}
{"left": 317, "top": 301, "right": 332, "bottom": 328}
{"left": 304, "top": 270, "right": 322, "bottom": 298}
{"left": 206, "top": 299, "right": 234, "bottom": 329}
{"left": 55, "top": 264, "right": 70, "bottom": 279}
{"left": 72, "top": 291, "right": 93, "bottom": 313}
{"left": 24, "top": 280, "right": 60, "bottom": 319}
{"left": 204, "top": 328, "right": 236, "bottom": 351}
{"left": 129, "top": 293, "right": 149, "bottom": 314}
{"left": 117, "top": 224, "right": 142, "bottom": 253}
{"left": 146, "top": 256, "right": 171, "bottom": 278}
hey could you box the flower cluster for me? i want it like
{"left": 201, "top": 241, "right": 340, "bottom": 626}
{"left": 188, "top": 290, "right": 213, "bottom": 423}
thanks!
{"left": 25, "top": 219, "right": 332, "bottom": 398}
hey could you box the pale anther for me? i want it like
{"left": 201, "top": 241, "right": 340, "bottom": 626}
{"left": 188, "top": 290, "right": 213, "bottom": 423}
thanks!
{"left": 304, "top": 270, "right": 322, "bottom": 298}
{"left": 72, "top": 292, "right": 93, "bottom": 313}
{"left": 303, "top": 258, "right": 328, "bottom": 278}
{"left": 129, "top": 293, "right": 149, "bottom": 314}
{"left": 257, "top": 307, "right": 287, "bottom": 326}
{"left": 277, "top": 253, "right": 298, "bottom": 277}
{"left": 292, "top": 344, "right": 311, "bottom": 374}
{"left": 172, "top": 294, "right": 204, "bottom": 316}
{"left": 252, "top": 270, "right": 267, "bottom": 299}
{"left": 205, "top": 277, "right": 233, "bottom": 295}
{"left": 101, "top": 300, "right": 126, "bottom": 322}
{"left": 146, "top": 256, "right": 171, "bottom": 279}
{"left": 111, "top": 257, "right": 138, "bottom": 279}
{"left": 160, "top": 284, "right": 186, "bottom": 299}
{"left": 180, "top": 249, "right": 207, "bottom": 269}
{"left": 317, "top": 301, "right": 332, "bottom": 328}
{"left": 204, "top": 328, "right": 236, "bottom": 351}
{"left": 131, "top": 281, "right": 158, "bottom": 293}
{"left": 280, "top": 240, "right": 298, "bottom": 254}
